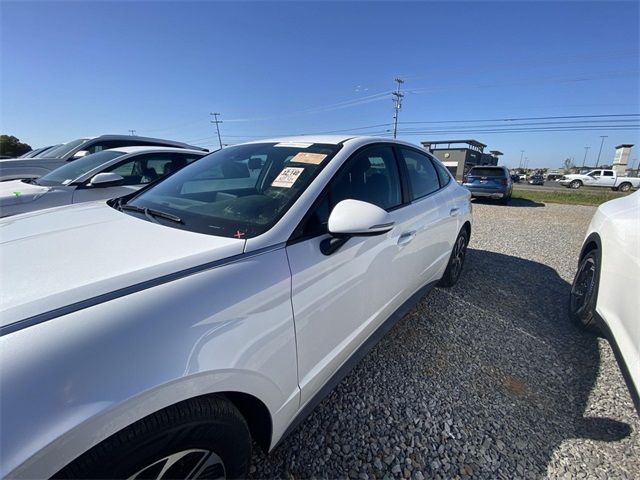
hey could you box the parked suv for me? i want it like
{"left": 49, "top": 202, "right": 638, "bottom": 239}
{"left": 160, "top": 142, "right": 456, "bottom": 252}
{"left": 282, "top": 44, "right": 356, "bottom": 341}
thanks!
{"left": 0, "top": 135, "right": 208, "bottom": 181}
{"left": 462, "top": 165, "right": 512, "bottom": 204}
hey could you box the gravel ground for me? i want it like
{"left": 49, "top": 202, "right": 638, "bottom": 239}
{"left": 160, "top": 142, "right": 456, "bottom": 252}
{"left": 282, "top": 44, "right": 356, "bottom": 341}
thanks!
{"left": 250, "top": 198, "right": 639, "bottom": 479}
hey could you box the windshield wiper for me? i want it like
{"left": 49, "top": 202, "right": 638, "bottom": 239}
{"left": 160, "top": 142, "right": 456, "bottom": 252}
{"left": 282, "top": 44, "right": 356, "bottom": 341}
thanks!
{"left": 121, "top": 204, "right": 182, "bottom": 224}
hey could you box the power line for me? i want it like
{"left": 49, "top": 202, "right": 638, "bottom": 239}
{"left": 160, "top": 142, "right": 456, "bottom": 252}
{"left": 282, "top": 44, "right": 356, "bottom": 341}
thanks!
{"left": 399, "top": 113, "right": 640, "bottom": 125}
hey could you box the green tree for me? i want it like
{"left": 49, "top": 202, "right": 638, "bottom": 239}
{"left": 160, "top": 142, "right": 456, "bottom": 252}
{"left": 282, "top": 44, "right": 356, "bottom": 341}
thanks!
{"left": 0, "top": 135, "right": 32, "bottom": 157}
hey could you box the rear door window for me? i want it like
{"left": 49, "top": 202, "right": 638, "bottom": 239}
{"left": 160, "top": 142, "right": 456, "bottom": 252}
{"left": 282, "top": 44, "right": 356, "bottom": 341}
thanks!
{"left": 399, "top": 148, "right": 440, "bottom": 200}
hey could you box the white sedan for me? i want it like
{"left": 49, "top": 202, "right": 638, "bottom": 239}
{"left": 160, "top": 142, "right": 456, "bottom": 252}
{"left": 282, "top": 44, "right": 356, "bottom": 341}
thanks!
{"left": 570, "top": 191, "right": 639, "bottom": 413}
{"left": 0, "top": 136, "right": 472, "bottom": 479}
{"left": 0, "top": 146, "right": 206, "bottom": 218}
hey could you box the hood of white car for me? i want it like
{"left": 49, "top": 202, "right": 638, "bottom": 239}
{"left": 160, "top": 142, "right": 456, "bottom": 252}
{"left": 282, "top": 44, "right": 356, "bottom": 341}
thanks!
{"left": 0, "top": 180, "right": 51, "bottom": 207}
{"left": 0, "top": 203, "right": 245, "bottom": 328}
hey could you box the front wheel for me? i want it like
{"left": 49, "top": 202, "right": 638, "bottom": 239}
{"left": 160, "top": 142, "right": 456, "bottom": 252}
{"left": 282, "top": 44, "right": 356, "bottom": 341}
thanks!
{"left": 438, "top": 229, "right": 469, "bottom": 288}
{"left": 569, "top": 249, "right": 600, "bottom": 332}
{"left": 570, "top": 180, "right": 582, "bottom": 189}
{"left": 618, "top": 182, "right": 632, "bottom": 192}
{"left": 55, "top": 396, "right": 252, "bottom": 480}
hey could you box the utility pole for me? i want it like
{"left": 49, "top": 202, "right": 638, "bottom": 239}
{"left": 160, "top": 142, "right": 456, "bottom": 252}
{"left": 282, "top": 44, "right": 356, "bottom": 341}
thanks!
{"left": 210, "top": 112, "right": 223, "bottom": 149}
{"left": 128, "top": 129, "right": 136, "bottom": 136}
{"left": 391, "top": 77, "right": 404, "bottom": 139}
{"left": 582, "top": 146, "right": 591, "bottom": 167}
{"left": 595, "top": 135, "right": 608, "bottom": 167}
{"left": 519, "top": 150, "right": 524, "bottom": 169}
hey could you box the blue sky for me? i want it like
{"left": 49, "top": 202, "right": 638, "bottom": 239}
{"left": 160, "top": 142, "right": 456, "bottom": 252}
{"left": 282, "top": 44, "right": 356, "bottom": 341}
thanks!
{"left": 2, "top": 1, "right": 638, "bottom": 168}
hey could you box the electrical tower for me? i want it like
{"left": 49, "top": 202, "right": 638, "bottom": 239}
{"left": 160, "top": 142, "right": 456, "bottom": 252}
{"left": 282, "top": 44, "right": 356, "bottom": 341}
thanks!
{"left": 392, "top": 77, "right": 404, "bottom": 139}
{"left": 210, "top": 113, "right": 223, "bottom": 149}
{"left": 128, "top": 129, "right": 136, "bottom": 136}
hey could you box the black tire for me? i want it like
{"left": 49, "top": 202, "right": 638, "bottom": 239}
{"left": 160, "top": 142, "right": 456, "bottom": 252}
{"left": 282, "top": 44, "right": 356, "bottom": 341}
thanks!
{"left": 499, "top": 192, "right": 511, "bottom": 205}
{"left": 55, "top": 396, "right": 252, "bottom": 480}
{"left": 569, "top": 249, "right": 600, "bottom": 332}
{"left": 570, "top": 180, "right": 582, "bottom": 189}
{"left": 438, "top": 228, "right": 469, "bottom": 288}
{"left": 619, "top": 182, "right": 632, "bottom": 192}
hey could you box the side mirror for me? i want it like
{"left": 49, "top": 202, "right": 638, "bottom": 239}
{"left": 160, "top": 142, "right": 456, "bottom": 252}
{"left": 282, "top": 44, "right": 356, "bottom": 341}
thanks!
{"left": 321, "top": 199, "right": 394, "bottom": 255}
{"left": 88, "top": 172, "right": 125, "bottom": 188}
{"left": 72, "top": 150, "right": 90, "bottom": 160}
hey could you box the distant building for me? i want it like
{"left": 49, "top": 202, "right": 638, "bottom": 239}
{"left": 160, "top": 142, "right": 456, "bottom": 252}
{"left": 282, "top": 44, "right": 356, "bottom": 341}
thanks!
{"left": 422, "top": 139, "right": 501, "bottom": 180}
{"left": 612, "top": 144, "right": 634, "bottom": 176}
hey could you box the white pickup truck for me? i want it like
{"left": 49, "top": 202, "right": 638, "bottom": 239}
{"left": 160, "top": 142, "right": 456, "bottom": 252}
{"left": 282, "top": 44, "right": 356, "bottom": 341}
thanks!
{"left": 559, "top": 169, "right": 640, "bottom": 192}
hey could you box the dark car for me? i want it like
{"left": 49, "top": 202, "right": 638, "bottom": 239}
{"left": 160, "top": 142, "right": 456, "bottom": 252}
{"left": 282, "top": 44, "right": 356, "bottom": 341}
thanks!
{"left": 462, "top": 166, "right": 513, "bottom": 204}
{"left": 528, "top": 175, "right": 545, "bottom": 185}
{"left": 510, "top": 174, "right": 521, "bottom": 183}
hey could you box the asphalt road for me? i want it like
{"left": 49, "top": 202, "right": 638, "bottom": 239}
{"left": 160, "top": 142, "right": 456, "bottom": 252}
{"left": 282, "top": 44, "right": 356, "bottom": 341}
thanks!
{"left": 250, "top": 200, "right": 639, "bottom": 479}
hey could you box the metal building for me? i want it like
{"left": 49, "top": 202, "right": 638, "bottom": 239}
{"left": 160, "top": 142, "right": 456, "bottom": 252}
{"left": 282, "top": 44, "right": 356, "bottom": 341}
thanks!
{"left": 421, "top": 139, "right": 500, "bottom": 181}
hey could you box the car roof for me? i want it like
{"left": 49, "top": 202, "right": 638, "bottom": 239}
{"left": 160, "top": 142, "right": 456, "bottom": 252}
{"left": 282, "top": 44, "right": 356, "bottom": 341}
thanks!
{"left": 241, "top": 135, "right": 430, "bottom": 151}
{"left": 104, "top": 146, "right": 208, "bottom": 155}
{"left": 244, "top": 135, "right": 355, "bottom": 145}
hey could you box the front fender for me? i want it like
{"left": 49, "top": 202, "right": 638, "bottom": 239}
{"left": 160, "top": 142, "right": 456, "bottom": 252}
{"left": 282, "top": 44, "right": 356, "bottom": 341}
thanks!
{"left": 1, "top": 248, "right": 300, "bottom": 478}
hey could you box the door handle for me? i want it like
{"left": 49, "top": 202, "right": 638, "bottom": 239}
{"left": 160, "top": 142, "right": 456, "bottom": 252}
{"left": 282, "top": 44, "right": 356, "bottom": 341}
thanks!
{"left": 397, "top": 230, "right": 416, "bottom": 246}
{"left": 450, "top": 207, "right": 460, "bottom": 216}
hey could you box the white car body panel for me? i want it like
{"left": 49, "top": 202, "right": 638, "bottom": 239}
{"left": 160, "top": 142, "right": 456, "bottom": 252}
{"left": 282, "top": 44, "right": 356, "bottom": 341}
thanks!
{"left": 0, "top": 203, "right": 244, "bottom": 323}
{"left": 0, "top": 136, "right": 473, "bottom": 478}
{"left": 584, "top": 192, "right": 640, "bottom": 400}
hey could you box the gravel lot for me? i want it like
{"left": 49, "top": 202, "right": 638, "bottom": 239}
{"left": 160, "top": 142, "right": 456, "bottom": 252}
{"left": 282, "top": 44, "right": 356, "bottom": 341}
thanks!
{"left": 250, "top": 199, "right": 639, "bottom": 479}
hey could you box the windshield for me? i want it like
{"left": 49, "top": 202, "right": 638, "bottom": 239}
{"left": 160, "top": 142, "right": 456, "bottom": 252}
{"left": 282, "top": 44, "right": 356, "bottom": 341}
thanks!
{"left": 35, "top": 150, "right": 126, "bottom": 186}
{"left": 122, "top": 142, "right": 341, "bottom": 238}
{"left": 469, "top": 167, "right": 506, "bottom": 177}
{"left": 39, "top": 138, "right": 90, "bottom": 159}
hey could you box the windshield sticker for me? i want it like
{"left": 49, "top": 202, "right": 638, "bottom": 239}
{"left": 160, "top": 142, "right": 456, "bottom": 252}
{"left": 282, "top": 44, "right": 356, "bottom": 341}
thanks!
{"left": 274, "top": 142, "right": 313, "bottom": 149}
{"left": 290, "top": 152, "right": 327, "bottom": 165}
{"left": 272, "top": 167, "right": 304, "bottom": 188}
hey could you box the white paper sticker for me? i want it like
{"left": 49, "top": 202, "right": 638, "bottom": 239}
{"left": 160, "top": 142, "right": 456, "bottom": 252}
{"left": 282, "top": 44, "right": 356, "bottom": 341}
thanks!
{"left": 272, "top": 167, "right": 304, "bottom": 188}
{"left": 290, "top": 152, "right": 327, "bottom": 165}
{"left": 274, "top": 142, "right": 313, "bottom": 149}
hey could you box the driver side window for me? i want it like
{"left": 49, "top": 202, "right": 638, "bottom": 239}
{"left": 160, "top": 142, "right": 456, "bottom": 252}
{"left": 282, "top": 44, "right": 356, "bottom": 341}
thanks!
{"left": 299, "top": 145, "right": 402, "bottom": 237}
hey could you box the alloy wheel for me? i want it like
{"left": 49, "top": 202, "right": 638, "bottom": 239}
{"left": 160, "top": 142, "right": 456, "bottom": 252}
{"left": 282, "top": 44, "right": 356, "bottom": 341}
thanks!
{"left": 128, "top": 449, "right": 226, "bottom": 480}
{"left": 570, "top": 256, "right": 596, "bottom": 317}
{"left": 450, "top": 234, "right": 467, "bottom": 281}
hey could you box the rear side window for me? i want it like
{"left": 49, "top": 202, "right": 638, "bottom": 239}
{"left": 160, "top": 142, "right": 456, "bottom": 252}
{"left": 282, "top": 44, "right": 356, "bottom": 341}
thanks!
{"left": 399, "top": 148, "right": 440, "bottom": 200}
{"left": 469, "top": 167, "right": 506, "bottom": 177}
{"left": 433, "top": 159, "right": 452, "bottom": 187}
{"left": 603, "top": 171, "right": 614, "bottom": 177}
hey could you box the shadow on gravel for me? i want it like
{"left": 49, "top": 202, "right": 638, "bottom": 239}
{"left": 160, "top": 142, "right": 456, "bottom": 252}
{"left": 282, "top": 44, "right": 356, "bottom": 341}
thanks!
{"left": 250, "top": 249, "right": 631, "bottom": 478}
{"left": 472, "top": 197, "right": 545, "bottom": 208}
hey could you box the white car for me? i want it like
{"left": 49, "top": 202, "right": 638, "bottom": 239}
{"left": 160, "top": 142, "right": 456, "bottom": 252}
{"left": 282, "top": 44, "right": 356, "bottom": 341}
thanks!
{"left": 559, "top": 169, "right": 640, "bottom": 191}
{"left": 0, "top": 136, "right": 472, "bottom": 478}
{"left": 0, "top": 147, "right": 206, "bottom": 218}
{"left": 569, "top": 191, "right": 639, "bottom": 413}
{"left": 0, "top": 134, "right": 208, "bottom": 181}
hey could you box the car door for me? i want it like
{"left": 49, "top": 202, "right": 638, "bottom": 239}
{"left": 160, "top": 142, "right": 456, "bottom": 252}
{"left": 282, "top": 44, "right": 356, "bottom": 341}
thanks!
{"left": 585, "top": 170, "right": 602, "bottom": 186}
{"left": 600, "top": 170, "right": 616, "bottom": 187}
{"left": 287, "top": 144, "right": 437, "bottom": 406}
{"left": 397, "top": 147, "right": 459, "bottom": 283}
